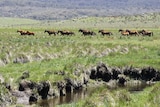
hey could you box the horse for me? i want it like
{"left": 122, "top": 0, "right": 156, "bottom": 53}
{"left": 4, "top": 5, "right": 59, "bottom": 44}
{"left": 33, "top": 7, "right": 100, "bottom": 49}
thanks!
{"left": 26, "top": 31, "right": 35, "bottom": 36}
{"left": 141, "top": 30, "right": 153, "bottom": 36}
{"left": 58, "top": 30, "right": 75, "bottom": 36}
{"left": 79, "top": 29, "right": 96, "bottom": 36}
{"left": 126, "top": 29, "right": 139, "bottom": 36}
{"left": 98, "top": 30, "right": 113, "bottom": 36}
{"left": 44, "top": 30, "right": 57, "bottom": 36}
{"left": 17, "top": 30, "right": 34, "bottom": 36}
{"left": 17, "top": 30, "right": 28, "bottom": 35}
{"left": 82, "top": 31, "right": 96, "bottom": 36}
{"left": 119, "top": 29, "right": 129, "bottom": 36}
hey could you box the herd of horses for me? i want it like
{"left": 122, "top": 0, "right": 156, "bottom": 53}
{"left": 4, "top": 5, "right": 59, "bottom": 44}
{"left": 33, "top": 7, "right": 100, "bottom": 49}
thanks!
{"left": 17, "top": 29, "right": 153, "bottom": 37}
{"left": 118, "top": 29, "right": 153, "bottom": 36}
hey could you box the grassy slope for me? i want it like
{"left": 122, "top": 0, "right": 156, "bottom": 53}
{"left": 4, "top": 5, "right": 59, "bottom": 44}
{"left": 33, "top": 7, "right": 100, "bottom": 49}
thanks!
{"left": 0, "top": 14, "right": 160, "bottom": 106}
{"left": 0, "top": 17, "right": 40, "bottom": 27}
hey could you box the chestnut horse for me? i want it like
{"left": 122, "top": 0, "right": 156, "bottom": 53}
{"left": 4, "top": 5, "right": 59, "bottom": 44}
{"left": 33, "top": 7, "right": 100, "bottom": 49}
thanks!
{"left": 17, "top": 30, "right": 34, "bottom": 36}
{"left": 126, "top": 29, "right": 139, "bottom": 36}
{"left": 26, "top": 31, "right": 35, "bottom": 36}
{"left": 17, "top": 30, "right": 28, "bottom": 35}
{"left": 119, "top": 29, "right": 129, "bottom": 36}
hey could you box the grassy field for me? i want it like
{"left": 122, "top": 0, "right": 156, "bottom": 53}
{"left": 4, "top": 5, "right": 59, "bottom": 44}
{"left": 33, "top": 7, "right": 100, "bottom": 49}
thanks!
{"left": 0, "top": 28, "right": 160, "bottom": 82}
{"left": 0, "top": 13, "right": 160, "bottom": 107}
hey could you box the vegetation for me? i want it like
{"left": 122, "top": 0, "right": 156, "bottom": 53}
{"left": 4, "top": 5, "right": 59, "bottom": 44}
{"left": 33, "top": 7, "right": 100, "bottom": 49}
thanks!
{"left": 57, "top": 83, "right": 160, "bottom": 107}
{"left": 0, "top": 0, "right": 160, "bottom": 20}
{"left": 0, "top": 13, "right": 160, "bottom": 107}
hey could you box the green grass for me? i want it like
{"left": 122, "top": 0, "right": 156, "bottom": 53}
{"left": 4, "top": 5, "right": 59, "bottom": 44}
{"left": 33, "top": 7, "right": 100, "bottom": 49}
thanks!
{"left": 57, "top": 83, "right": 160, "bottom": 107}
{"left": 0, "top": 14, "right": 160, "bottom": 107}
{"left": 0, "top": 27, "right": 160, "bottom": 82}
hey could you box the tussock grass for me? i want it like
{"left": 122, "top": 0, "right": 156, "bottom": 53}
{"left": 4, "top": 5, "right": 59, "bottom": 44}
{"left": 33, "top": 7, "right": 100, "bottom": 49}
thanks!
{"left": 0, "top": 14, "right": 160, "bottom": 107}
{"left": 0, "top": 27, "right": 160, "bottom": 83}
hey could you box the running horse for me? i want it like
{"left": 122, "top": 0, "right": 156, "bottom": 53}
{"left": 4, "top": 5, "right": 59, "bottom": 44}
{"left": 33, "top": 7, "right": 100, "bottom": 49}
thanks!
{"left": 58, "top": 30, "right": 75, "bottom": 36}
{"left": 26, "top": 31, "right": 35, "bottom": 36}
{"left": 126, "top": 29, "right": 139, "bottom": 36}
{"left": 79, "top": 29, "right": 96, "bottom": 36}
{"left": 17, "top": 30, "right": 28, "bottom": 35}
{"left": 44, "top": 30, "right": 57, "bottom": 36}
{"left": 141, "top": 30, "right": 153, "bottom": 36}
{"left": 98, "top": 30, "right": 113, "bottom": 36}
{"left": 17, "top": 30, "right": 35, "bottom": 36}
{"left": 118, "top": 29, "right": 129, "bottom": 36}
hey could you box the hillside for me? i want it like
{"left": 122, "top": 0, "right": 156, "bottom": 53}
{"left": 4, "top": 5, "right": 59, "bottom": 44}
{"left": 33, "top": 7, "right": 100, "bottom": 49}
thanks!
{"left": 0, "top": 0, "right": 160, "bottom": 20}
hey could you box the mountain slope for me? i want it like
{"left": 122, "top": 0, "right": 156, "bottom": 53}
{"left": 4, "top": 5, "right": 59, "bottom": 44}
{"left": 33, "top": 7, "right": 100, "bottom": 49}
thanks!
{"left": 0, "top": 0, "right": 160, "bottom": 20}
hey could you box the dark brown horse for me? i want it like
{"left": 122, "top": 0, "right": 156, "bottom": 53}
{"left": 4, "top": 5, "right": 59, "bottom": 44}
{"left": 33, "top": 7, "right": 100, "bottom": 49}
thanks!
{"left": 98, "top": 30, "right": 113, "bottom": 36}
{"left": 58, "top": 30, "right": 75, "bottom": 36}
{"left": 44, "top": 30, "right": 57, "bottom": 36}
{"left": 126, "top": 29, "right": 139, "bottom": 36}
{"left": 141, "top": 30, "right": 153, "bottom": 36}
{"left": 79, "top": 29, "right": 96, "bottom": 36}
